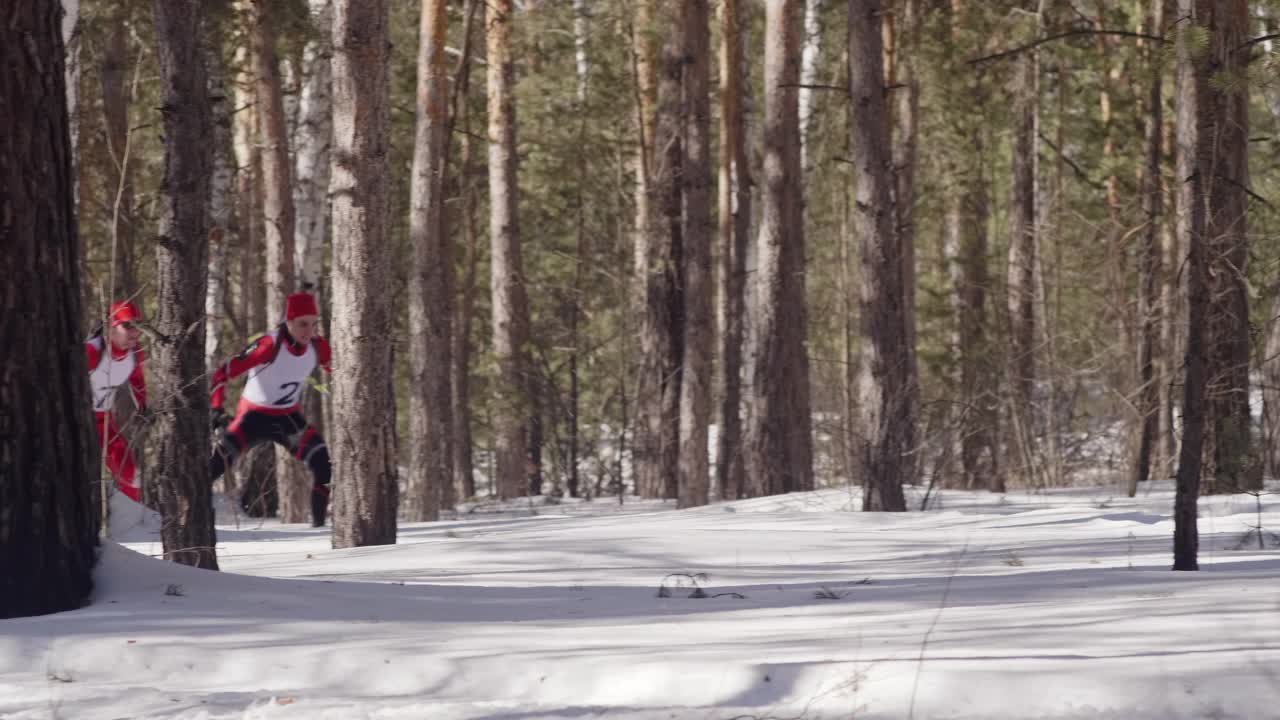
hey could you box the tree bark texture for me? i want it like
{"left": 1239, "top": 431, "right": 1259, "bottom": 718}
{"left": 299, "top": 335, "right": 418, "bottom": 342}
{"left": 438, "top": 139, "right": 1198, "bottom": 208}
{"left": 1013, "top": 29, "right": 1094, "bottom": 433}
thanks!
{"left": 1172, "top": 0, "right": 1208, "bottom": 570}
{"left": 487, "top": 0, "right": 532, "bottom": 501}
{"left": 746, "top": 0, "right": 815, "bottom": 498}
{"left": 407, "top": 0, "right": 454, "bottom": 521}
{"left": 152, "top": 0, "right": 218, "bottom": 569}
{"left": 451, "top": 0, "right": 481, "bottom": 503}
{"left": 330, "top": 0, "right": 398, "bottom": 546}
{"left": 205, "top": 34, "right": 234, "bottom": 377}
{"left": 677, "top": 0, "right": 713, "bottom": 509}
{"left": 638, "top": 0, "right": 684, "bottom": 500}
{"left": 1130, "top": 0, "right": 1164, "bottom": 496}
{"left": 1201, "top": 0, "right": 1252, "bottom": 494}
{"left": 294, "top": 0, "right": 333, "bottom": 291}
{"left": 849, "top": 0, "right": 908, "bottom": 511}
{"left": 0, "top": 0, "right": 100, "bottom": 618}
{"left": 716, "top": 0, "right": 750, "bottom": 502}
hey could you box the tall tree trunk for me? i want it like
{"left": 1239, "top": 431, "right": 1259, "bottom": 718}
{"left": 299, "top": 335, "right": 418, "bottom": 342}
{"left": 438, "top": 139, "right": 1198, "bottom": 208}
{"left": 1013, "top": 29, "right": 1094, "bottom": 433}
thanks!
{"left": 451, "top": 0, "right": 480, "bottom": 504}
{"left": 630, "top": 0, "right": 660, "bottom": 498}
{"left": 487, "top": 0, "right": 532, "bottom": 501}
{"left": 639, "top": 0, "right": 685, "bottom": 501}
{"left": 798, "top": 0, "right": 824, "bottom": 172}
{"left": 1130, "top": 0, "right": 1164, "bottom": 497}
{"left": 888, "top": 0, "right": 920, "bottom": 487}
{"left": 716, "top": 0, "right": 750, "bottom": 502}
{"left": 99, "top": 4, "right": 135, "bottom": 300}
{"left": 678, "top": 0, "right": 713, "bottom": 508}
{"left": 568, "top": 0, "right": 590, "bottom": 498}
{"left": 0, "top": 0, "right": 99, "bottom": 619}
{"left": 1203, "top": 0, "right": 1252, "bottom": 494}
{"left": 849, "top": 0, "right": 908, "bottom": 511}
{"left": 206, "top": 35, "right": 234, "bottom": 377}
{"left": 407, "top": 0, "right": 454, "bottom": 522}
{"left": 1172, "top": 0, "right": 1208, "bottom": 571}
{"left": 330, "top": 0, "right": 398, "bottom": 546}
{"left": 152, "top": 0, "right": 217, "bottom": 569}
{"left": 746, "top": 0, "right": 814, "bottom": 498}
{"left": 1005, "top": 26, "right": 1038, "bottom": 486}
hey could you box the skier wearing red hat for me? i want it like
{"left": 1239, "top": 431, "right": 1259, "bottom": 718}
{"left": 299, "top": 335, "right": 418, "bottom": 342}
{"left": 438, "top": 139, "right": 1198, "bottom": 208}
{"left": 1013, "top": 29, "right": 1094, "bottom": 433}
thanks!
{"left": 86, "top": 300, "right": 152, "bottom": 503}
{"left": 208, "top": 292, "right": 333, "bottom": 526}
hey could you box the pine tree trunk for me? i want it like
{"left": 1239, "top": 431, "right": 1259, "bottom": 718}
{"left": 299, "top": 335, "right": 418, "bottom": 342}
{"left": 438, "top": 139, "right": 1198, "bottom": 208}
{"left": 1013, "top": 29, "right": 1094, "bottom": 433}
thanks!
{"left": 716, "top": 0, "right": 750, "bottom": 502}
{"left": 451, "top": 0, "right": 481, "bottom": 504}
{"left": 407, "top": 0, "right": 454, "bottom": 522}
{"left": 569, "top": 0, "right": 590, "bottom": 498}
{"left": 1130, "top": 0, "right": 1164, "bottom": 497}
{"left": 678, "top": 0, "right": 712, "bottom": 508}
{"left": 99, "top": 4, "right": 135, "bottom": 300}
{"left": 1172, "top": 0, "right": 1208, "bottom": 570}
{"left": 1203, "top": 0, "right": 1252, "bottom": 494}
{"left": 0, "top": 0, "right": 99, "bottom": 619}
{"left": 1007, "top": 48, "right": 1037, "bottom": 422}
{"left": 487, "top": 0, "right": 532, "bottom": 501}
{"left": 639, "top": 0, "right": 685, "bottom": 501}
{"left": 746, "top": 0, "right": 814, "bottom": 498}
{"left": 849, "top": 0, "right": 907, "bottom": 511}
{"left": 152, "top": 0, "right": 217, "bottom": 569}
{"left": 330, "top": 0, "right": 398, "bottom": 546}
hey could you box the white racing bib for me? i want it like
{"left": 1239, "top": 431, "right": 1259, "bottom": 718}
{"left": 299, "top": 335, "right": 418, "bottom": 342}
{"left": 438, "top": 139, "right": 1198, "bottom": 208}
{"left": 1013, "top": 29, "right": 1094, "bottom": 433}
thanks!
{"left": 87, "top": 338, "right": 137, "bottom": 412}
{"left": 242, "top": 331, "right": 317, "bottom": 409}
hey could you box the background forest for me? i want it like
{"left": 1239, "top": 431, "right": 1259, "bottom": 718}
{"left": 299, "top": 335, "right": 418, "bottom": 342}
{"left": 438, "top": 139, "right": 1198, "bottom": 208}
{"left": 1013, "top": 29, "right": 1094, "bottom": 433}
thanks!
{"left": 55, "top": 0, "right": 1280, "bottom": 553}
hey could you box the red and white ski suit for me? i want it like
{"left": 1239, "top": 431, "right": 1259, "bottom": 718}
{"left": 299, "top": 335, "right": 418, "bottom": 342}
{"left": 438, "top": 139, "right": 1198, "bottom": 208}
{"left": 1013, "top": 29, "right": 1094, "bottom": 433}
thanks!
{"left": 85, "top": 337, "right": 147, "bottom": 502}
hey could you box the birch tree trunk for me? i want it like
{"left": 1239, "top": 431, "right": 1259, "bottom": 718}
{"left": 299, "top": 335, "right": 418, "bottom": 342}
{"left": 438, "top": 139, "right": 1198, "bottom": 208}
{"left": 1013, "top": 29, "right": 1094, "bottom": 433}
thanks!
{"left": 678, "top": 0, "right": 712, "bottom": 508}
{"left": 716, "top": 0, "right": 750, "bottom": 502}
{"left": 889, "top": 0, "right": 920, "bottom": 486}
{"left": 1172, "top": 0, "right": 1208, "bottom": 570}
{"left": 406, "top": 0, "right": 453, "bottom": 521}
{"left": 295, "top": 0, "right": 333, "bottom": 292}
{"left": 61, "top": 0, "right": 80, "bottom": 179}
{"left": 331, "top": 0, "right": 398, "bottom": 546}
{"left": 152, "top": 0, "right": 217, "bottom": 569}
{"left": 487, "top": 0, "right": 532, "bottom": 500}
{"left": 746, "top": 0, "right": 814, "bottom": 498}
{"left": 849, "top": 0, "right": 908, "bottom": 511}
{"left": 798, "top": 0, "right": 824, "bottom": 172}
{"left": 0, "top": 0, "right": 99, "bottom": 618}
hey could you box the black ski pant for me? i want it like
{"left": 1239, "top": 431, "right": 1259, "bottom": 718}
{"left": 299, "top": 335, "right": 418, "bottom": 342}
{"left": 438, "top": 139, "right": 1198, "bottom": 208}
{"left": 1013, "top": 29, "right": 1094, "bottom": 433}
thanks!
{"left": 209, "top": 409, "right": 331, "bottom": 525}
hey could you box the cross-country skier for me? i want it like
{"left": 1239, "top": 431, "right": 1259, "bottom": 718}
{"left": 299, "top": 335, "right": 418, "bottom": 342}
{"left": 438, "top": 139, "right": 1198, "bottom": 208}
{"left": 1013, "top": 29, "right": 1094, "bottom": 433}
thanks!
{"left": 86, "top": 300, "right": 153, "bottom": 503}
{"left": 208, "top": 292, "right": 333, "bottom": 527}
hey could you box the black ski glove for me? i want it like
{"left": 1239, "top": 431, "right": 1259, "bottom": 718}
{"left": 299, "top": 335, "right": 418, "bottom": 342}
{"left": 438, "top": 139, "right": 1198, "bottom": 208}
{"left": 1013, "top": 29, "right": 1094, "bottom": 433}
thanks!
{"left": 210, "top": 407, "right": 230, "bottom": 433}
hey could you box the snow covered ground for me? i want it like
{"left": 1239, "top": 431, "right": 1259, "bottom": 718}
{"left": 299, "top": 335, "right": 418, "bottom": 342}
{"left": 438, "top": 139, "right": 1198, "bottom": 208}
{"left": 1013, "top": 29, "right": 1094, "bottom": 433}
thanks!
{"left": 3, "top": 481, "right": 1279, "bottom": 719}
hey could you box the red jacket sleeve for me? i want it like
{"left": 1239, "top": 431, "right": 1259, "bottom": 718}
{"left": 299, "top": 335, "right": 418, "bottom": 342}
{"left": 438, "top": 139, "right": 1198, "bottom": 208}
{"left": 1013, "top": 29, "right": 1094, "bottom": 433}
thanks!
{"left": 314, "top": 336, "right": 332, "bottom": 374}
{"left": 85, "top": 340, "right": 100, "bottom": 370}
{"left": 211, "top": 335, "right": 276, "bottom": 409}
{"left": 129, "top": 348, "right": 148, "bottom": 409}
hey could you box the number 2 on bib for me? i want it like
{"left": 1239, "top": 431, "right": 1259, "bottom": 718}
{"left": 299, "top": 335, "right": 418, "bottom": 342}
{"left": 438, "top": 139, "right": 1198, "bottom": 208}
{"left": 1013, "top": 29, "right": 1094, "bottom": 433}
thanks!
{"left": 275, "top": 381, "right": 301, "bottom": 406}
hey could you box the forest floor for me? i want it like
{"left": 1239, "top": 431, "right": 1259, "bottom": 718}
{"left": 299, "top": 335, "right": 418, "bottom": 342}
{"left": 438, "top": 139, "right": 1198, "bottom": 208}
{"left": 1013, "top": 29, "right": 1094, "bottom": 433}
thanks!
{"left": 2, "top": 480, "right": 1279, "bottom": 719}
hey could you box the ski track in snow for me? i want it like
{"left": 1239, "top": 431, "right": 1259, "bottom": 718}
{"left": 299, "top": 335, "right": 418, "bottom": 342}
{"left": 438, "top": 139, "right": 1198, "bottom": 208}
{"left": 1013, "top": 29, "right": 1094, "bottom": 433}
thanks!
{"left": 2, "top": 483, "right": 1279, "bottom": 719}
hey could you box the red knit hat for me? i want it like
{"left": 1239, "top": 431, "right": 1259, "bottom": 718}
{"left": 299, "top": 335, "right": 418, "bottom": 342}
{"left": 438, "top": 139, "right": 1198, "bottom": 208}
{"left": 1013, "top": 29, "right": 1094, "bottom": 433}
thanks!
{"left": 110, "top": 301, "right": 142, "bottom": 327}
{"left": 286, "top": 292, "right": 320, "bottom": 320}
